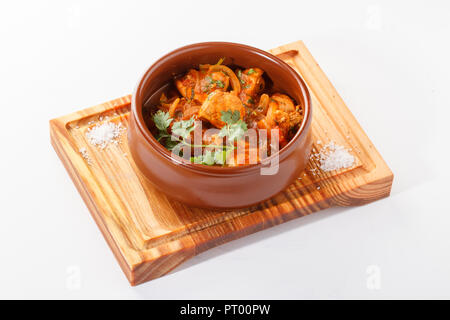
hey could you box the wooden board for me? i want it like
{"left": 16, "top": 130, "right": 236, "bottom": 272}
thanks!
{"left": 50, "top": 41, "right": 393, "bottom": 285}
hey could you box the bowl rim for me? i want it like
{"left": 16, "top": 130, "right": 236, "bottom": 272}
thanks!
{"left": 131, "top": 41, "right": 312, "bottom": 174}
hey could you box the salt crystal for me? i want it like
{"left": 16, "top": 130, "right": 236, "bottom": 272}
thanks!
{"left": 86, "top": 121, "right": 124, "bottom": 149}
{"left": 79, "top": 147, "right": 93, "bottom": 165}
{"left": 317, "top": 141, "right": 355, "bottom": 172}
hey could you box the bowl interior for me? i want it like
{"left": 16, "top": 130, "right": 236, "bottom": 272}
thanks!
{"left": 133, "top": 42, "right": 311, "bottom": 170}
{"left": 137, "top": 42, "right": 307, "bottom": 111}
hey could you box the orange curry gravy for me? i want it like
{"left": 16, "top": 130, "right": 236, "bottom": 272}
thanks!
{"left": 144, "top": 61, "right": 304, "bottom": 166}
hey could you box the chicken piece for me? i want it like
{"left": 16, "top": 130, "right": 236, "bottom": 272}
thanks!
{"left": 264, "top": 108, "right": 291, "bottom": 135}
{"left": 289, "top": 109, "right": 304, "bottom": 127}
{"left": 237, "top": 68, "right": 265, "bottom": 96}
{"left": 237, "top": 68, "right": 265, "bottom": 106}
{"left": 182, "top": 105, "right": 201, "bottom": 120}
{"left": 257, "top": 94, "right": 301, "bottom": 147}
{"left": 264, "top": 95, "right": 295, "bottom": 129}
{"left": 198, "top": 91, "right": 245, "bottom": 128}
{"left": 175, "top": 69, "right": 230, "bottom": 104}
{"left": 199, "top": 71, "right": 230, "bottom": 94}
{"left": 175, "top": 69, "right": 199, "bottom": 99}
{"left": 270, "top": 93, "right": 295, "bottom": 112}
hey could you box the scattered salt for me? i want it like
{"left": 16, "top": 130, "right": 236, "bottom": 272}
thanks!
{"left": 86, "top": 121, "right": 124, "bottom": 149}
{"left": 79, "top": 147, "right": 93, "bottom": 165}
{"left": 316, "top": 141, "right": 355, "bottom": 172}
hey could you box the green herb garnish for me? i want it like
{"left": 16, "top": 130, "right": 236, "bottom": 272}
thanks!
{"left": 153, "top": 110, "right": 248, "bottom": 166}
{"left": 215, "top": 80, "right": 225, "bottom": 88}
{"left": 191, "top": 149, "right": 230, "bottom": 165}
{"left": 205, "top": 76, "right": 225, "bottom": 90}
{"left": 218, "top": 110, "right": 247, "bottom": 142}
{"left": 153, "top": 110, "right": 173, "bottom": 142}
{"left": 247, "top": 68, "right": 255, "bottom": 75}
{"left": 237, "top": 69, "right": 246, "bottom": 85}
{"left": 153, "top": 110, "right": 172, "bottom": 131}
{"left": 152, "top": 111, "right": 194, "bottom": 150}
{"left": 171, "top": 118, "right": 195, "bottom": 139}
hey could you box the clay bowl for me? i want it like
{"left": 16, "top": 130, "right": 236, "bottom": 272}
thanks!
{"left": 128, "top": 42, "right": 312, "bottom": 209}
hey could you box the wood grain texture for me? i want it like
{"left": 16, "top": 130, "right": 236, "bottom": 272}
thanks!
{"left": 49, "top": 41, "right": 393, "bottom": 285}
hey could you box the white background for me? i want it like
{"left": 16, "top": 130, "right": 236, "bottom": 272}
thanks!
{"left": 0, "top": 0, "right": 449, "bottom": 299}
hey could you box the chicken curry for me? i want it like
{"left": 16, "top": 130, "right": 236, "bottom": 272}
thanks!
{"left": 146, "top": 60, "right": 304, "bottom": 166}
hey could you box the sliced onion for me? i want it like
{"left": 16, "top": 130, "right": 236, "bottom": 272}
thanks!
{"left": 199, "top": 64, "right": 211, "bottom": 72}
{"left": 256, "top": 94, "right": 269, "bottom": 114}
{"left": 209, "top": 65, "right": 241, "bottom": 95}
{"left": 168, "top": 98, "right": 180, "bottom": 118}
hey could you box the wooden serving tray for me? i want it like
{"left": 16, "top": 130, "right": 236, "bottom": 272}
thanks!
{"left": 50, "top": 41, "right": 393, "bottom": 285}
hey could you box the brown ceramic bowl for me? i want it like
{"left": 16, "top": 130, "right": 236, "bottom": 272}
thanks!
{"left": 128, "top": 42, "right": 312, "bottom": 209}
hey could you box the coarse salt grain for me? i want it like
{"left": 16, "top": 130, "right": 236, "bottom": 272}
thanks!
{"left": 316, "top": 141, "right": 355, "bottom": 172}
{"left": 86, "top": 121, "right": 124, "bottom": 149}
{"left": 79, "top": 147, "right": 93, "bottom": 165}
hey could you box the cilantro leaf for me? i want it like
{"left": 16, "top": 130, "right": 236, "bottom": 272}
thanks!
{"left": 215, "top": 80, "right": 225, "bottom": 88}
{"left": 220, "top": 110, "right": 232, "bottom": 124}
{"left": 202, "top": 150, "right": 216, "bottom": 165}
{"left": 154, "top": 108, "right": 247, "bottom": 166}
{"left": 190, "top": 155, "right": 204, "bottom": 164}
{"left": 165, "top": 138, "right": 180, "bottom": 151}
{"left": 190, "top": 149, "right": 230, "bottom": 166}
{"left": 219, "top": 110, "right": 248, "bottom": 142}
{"left": 247, "top": 68, "right": 255, "bottom": 75}
{"left": 231, "top": 110, "right": 240, "bottom": 123}
{"left": 214, "top": 150, "right": 229, "bottom": 165}
{"left": 171, "top": 118, "right": 195, "bottom": 139}
{"left": 237, "top": 70, "right": 246, "bottom": 85}
{"left": 227, "top": 121, "right": 247, "bottom": 142}
{"left": 220, "top": 110, "right": 241, "bottom": 125}
{"left": 153, "top": 110, "right": 172, "bottom": 131}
